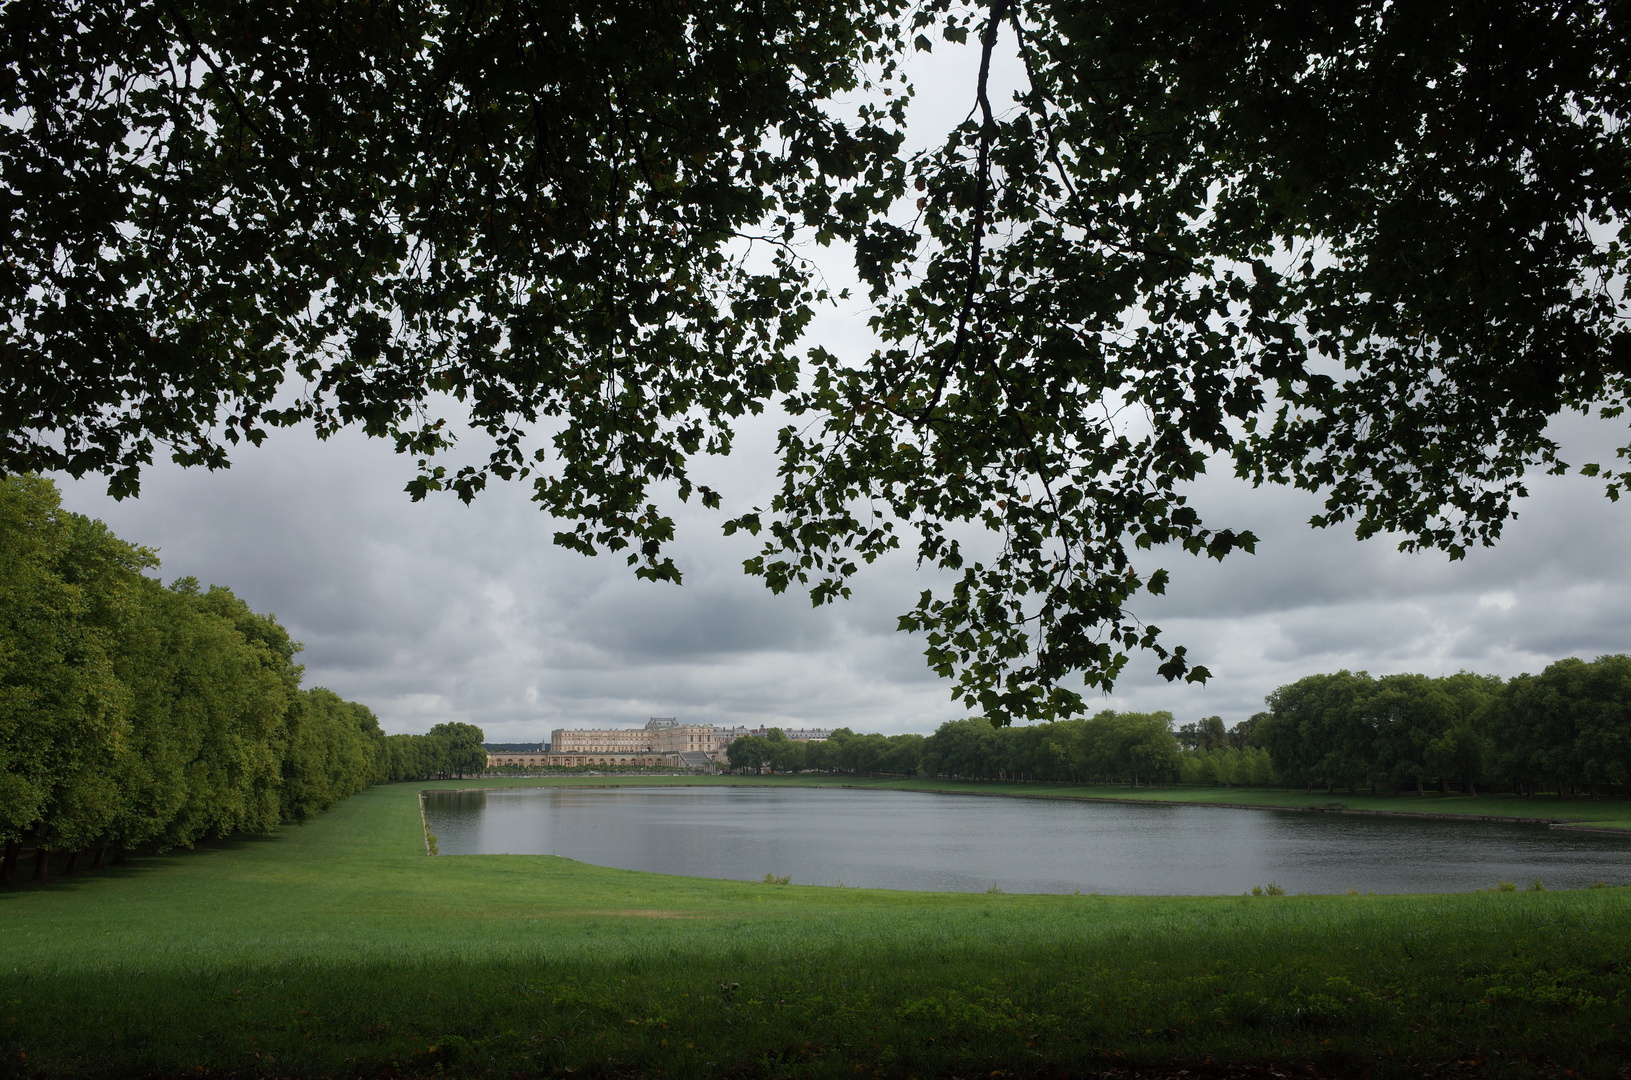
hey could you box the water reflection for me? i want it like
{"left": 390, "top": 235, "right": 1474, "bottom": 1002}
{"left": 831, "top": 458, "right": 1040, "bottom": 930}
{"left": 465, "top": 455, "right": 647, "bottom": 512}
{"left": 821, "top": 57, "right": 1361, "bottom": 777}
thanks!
{"left": 421, "top": 785, "right": 1631, "bottom": 894}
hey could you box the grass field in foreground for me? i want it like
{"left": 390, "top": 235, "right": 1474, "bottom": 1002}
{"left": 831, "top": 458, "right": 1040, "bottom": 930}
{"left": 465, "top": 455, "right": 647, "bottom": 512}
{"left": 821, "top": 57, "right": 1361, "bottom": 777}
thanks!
{"left": 3, "top": 780, "right": 1630, "bottom": 1079}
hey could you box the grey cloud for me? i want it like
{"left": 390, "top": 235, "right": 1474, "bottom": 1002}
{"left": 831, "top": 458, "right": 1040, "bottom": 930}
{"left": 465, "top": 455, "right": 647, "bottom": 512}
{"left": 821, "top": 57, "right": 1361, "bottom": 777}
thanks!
{"left": 1094, "top": 477, "right": 1631, "bottom": 726}
{"left": 561, "top": 576, "right": 841, "bottom": 662}
{"left": 57, "top": 412, "right": 1631, "bottom": 739}
{"left": 55, "top": 405, "right": 1631, "bottom": 741}
{"left": 49, "top": 104, "right": 1631, "bottom": 745}
{"left": 54, "top": 415, "right": 974, "bottom": 742}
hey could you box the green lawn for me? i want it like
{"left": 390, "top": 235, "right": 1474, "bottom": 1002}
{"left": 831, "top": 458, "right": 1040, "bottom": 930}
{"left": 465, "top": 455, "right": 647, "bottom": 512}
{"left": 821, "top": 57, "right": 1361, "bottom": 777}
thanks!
{"left": 4, "top": 779, "right": 1630, "bottom": 1078}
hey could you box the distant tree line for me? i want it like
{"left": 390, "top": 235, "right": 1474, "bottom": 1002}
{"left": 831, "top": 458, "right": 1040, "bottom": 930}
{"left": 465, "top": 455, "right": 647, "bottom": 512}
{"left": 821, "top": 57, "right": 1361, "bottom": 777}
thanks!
{"left": 918, "top": 712, "right": 1276, "bottom": 787}
{"left": 1254, "top": 662, "right": 1631, "bottom": 797}
{"left": 1173, "top": 715, "right": 1276, "bottom": 787}
{"left": 725, "top": 728, "right": 926, "bottom": 776}
{"left": 1, "top": 476, "right": 412, "bottom": 885}
{"left": 729, "top": 657, "right": 1631, "bottom": 798}
{"left": 920, "top": 713, "right": 1181, "bottom": 784}
{"left": 384, "top": 723, "right": 488, "bottom": 782}
{"left": 725, "top": 713, "right": 1182, "bottom": 785}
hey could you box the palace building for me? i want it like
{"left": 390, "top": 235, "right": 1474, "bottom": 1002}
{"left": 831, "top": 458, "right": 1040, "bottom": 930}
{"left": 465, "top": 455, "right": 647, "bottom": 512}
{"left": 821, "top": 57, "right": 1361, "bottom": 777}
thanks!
{"left": 550, "top": 716, "right": 721, "bottom": 756}
{"left": 484, "top": 718, "right": 834, "bottom": 770}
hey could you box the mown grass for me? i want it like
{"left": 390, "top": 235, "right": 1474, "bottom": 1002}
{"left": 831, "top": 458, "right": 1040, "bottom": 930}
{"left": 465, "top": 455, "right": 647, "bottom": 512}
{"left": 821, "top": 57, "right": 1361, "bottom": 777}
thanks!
{"left": 3, "top": 780, "right": 1629, "bottom": 1079}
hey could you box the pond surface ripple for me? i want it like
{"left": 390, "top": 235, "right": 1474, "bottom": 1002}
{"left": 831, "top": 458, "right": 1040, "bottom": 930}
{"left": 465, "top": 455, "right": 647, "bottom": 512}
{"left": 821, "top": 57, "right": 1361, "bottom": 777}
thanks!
{"left": 421, "top": 785, "right": 1631, "bottom": 894}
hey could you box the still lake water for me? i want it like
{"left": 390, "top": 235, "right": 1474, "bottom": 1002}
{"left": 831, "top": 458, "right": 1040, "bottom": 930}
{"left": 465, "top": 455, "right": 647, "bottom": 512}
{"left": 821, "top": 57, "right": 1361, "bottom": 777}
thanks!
{"left": 422, "top": 785, "right": 1631, "bottom": 894}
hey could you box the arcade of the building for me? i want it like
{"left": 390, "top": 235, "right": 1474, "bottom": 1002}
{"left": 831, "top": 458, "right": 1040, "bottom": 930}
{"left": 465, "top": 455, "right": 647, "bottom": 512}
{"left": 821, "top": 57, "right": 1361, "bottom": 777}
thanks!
{"left": 485, "top": 717, "right": 831, "bottom": 769}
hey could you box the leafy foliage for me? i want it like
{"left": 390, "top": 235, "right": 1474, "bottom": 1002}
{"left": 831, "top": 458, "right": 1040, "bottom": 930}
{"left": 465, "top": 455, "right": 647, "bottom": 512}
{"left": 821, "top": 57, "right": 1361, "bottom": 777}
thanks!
{"left": 1, "top": 0, "right": 909, "bottom": 583}
{"left": 0, "top": 476, "right": 142, "bottom": 854}
{"left": 725, "top": 712, "right": 1181, "bottom": 784}
{"left": 730, "top": 652, "right": 1631, "bottom": 796}
{"left": 0, "top": 477, "right": 385, "bottom": 879}
{"left": 382, "top": 728, "right": 495, "bottom": 782}
{"left": 725, "top": 727, "right": 923, "bottom": 776}
{"left": 921, "top": 711, "right": 1178, "bottom": 783}
{"left": 428, "top": 722, "right": 489, "bottom": 779}
{"left": 1256, "top": 658, "right": 1631, "bottom": 795}
{"left": 741, "top": 0, "right": 1631, "bottom": 720}
{"left": 4, "top": 0, "right": 1628, "bottom": 721}
{"left": 1178, "top": 746, "right": 1276, "bottom": 788}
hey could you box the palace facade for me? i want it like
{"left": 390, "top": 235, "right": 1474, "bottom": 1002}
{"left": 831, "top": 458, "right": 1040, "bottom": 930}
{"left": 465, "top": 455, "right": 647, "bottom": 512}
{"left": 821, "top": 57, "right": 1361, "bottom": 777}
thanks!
{"left": 485, "top": 718, "right": 834, "bottom": 770}
{"left": 551, "top": 717, "right": 719, "bottom": 756}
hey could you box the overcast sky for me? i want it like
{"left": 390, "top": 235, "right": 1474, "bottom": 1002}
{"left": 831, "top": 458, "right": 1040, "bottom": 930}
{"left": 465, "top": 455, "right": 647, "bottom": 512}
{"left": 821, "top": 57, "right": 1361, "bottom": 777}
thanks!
{"left": 48, "top": 40, "right": 1631, "bottom": 744}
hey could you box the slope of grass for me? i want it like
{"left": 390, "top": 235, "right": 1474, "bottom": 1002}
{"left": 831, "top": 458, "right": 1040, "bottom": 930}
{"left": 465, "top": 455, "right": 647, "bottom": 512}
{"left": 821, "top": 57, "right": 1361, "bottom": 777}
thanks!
{"left": 3, "top": 780, "right": 1629, "bottom": 1078}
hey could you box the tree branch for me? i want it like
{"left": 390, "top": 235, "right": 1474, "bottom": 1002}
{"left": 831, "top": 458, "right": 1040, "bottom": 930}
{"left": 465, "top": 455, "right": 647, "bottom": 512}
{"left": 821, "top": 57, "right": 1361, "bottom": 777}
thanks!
{"left": 911, "top": 0, "right": 1011, "bottom": 426}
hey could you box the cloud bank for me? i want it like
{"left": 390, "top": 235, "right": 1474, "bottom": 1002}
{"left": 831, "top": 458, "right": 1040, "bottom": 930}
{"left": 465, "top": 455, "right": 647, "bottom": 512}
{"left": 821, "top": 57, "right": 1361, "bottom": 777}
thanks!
{"left": 50, "top": 403, "right": 1631, "bottom": 744}
{"left": 46, "top": 48, "right": 1631, "bottom": 742}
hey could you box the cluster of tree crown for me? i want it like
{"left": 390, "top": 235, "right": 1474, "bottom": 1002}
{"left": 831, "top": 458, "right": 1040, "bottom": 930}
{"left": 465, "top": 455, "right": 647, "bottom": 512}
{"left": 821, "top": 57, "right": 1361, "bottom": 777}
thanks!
{"left": 725, "top": 728, "right": 926, "bottom": 777}
{"left": 1252, "top": 663, "right": 1631, "bottom": 797}
{"left": 382, "top": 724, "right": 488, "bottom": 785}
{"left": 5, "top": 0, "right": 1624, "bottom": 722}
{"left": 725, "top": 658, "right": 1631, "bottom": 795}
{"left": 724, "top": 712, "right": 1188, "bottom": 784}
{"left": 0, "top": 476, "right": 486, "bottom": 885}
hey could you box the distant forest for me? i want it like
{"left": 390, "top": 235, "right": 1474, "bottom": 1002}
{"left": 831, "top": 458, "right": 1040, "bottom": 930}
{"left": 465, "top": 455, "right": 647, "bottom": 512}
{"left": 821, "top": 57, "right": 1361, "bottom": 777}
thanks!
{"left": 723, "top": 662, "right": 1631, "bottom": 797}
{"left": 0, "top": 476, "right": 485, "bottom": 884}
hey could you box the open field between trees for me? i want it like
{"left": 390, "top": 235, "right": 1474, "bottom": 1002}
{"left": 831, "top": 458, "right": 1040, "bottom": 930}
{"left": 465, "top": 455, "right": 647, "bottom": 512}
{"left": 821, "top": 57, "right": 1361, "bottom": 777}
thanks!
{"left": 4, "top": 780, "right": 1630, "bottom": 1079}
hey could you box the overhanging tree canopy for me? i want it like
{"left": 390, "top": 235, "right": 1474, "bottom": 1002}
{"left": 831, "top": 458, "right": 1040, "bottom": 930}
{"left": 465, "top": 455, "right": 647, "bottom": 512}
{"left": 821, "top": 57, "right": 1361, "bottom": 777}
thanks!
{"left": 4, "top": 0, "right": 1627, "bottom": 721}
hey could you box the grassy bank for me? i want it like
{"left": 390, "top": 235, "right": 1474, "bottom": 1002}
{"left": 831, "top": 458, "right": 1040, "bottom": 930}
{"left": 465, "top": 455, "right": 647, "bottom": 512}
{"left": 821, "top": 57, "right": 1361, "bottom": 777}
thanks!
{"left": 3, "top": 780, "right": 1630, "bottom": 1078}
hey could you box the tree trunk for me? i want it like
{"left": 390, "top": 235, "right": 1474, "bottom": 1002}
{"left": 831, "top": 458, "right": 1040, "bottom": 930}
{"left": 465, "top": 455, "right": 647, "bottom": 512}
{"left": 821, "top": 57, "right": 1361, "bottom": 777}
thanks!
{"left": 92, "top": 847, "right": 105, "bottom": 869}
{"left": 32, "top": 846, "right": 49, "bottom": 882}
{"left": 0, "top": 840, "right": 18, "bottom": 886}
{"left": 64, "top": 851, "right": 80, "bottom": 875}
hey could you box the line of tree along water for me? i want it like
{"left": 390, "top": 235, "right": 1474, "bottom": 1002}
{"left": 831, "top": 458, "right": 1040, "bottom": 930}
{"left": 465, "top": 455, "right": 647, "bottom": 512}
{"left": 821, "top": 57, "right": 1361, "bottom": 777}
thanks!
{"left": 1255, "top": 664, "right": 1631, "bottom": 797}
{"left": 0, "top": 476, "right": 484, "bottom": 886}
{"left": 727, "top": 660, "right": 1631, "bottom": 797}
{"left": 725, "top": 715, "right": 1175, "bottom": 783}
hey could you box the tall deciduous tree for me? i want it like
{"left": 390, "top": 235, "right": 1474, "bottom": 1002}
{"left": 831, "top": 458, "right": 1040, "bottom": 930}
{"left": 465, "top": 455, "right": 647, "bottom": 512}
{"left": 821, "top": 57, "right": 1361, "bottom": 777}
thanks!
{"left": 1492, "top": 656, "right": 1631, "bottom": 796}
{"left": 0, "top": 476, "right": 147, "bottom": 878}
{"left": 1570, "top": 656, "right": 1631, "bottom": 794}
{"left": 1, "top": 476, "right": 385, "bottom": 882}
{"left": 282, "top": 688, "right": 387, "bottom": 821}
{"left": 4, "top": 0, "right": 1627, "bottom": 722}
{"left": 427, "top": 722, "right": 487, "bottom": 779}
